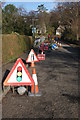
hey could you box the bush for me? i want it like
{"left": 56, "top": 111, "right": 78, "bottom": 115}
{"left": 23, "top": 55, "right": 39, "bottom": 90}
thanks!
{"left": 2, "top": 33, "right": 33, "bottom": 63}
{"left": 62, "top": 29, "right": 76, "bottom": 41}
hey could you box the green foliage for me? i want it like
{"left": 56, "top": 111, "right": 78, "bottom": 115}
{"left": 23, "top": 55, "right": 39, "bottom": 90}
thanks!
{"left": 50, "top": 2, "right": 79, "bottom": 41}
{"left": 3, "top": 4, "right": 17, "bottom": 14}
{"left": 2, "top": 3, "right": 79, "bottom": 41}
{"left": 62, "top": 28, "right": 76, "bottom": 41}
{"left": 37, "top": 4, "right": 48, "bottom": 12}
{"left": 2, "top": 33, "right": 33, "bottom": 63}
{"left": 47, "top": 26, "right": 55, "bottom": 36}
{"left": 2, "top": 4, "right": 32, "bottom": 36}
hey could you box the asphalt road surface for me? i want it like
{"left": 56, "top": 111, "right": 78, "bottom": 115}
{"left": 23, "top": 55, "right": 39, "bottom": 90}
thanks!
{"left": 2, "top": 43, "right": 79, "bottom": 119}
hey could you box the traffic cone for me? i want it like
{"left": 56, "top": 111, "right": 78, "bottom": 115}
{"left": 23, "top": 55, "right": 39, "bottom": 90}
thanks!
{"left": 28, "top": 82, "right": 35, "bottom": 96}
{"left": 28, "top": 84, "right": 35, "bottom": 96}
{"left": 31, "top": 61, "right": 35, "bottom": 67}
{"left": 57, "top": 42, "right": 59, "bottom": 47}
{"left": 28, "top": 66, "right": 35, "bottom": 96}
{"left": 32, "top": 67, "right": 41, "bottom": 96}
{"left": 56, "top": 41, "right": 57, "bottom": 44}
{"left": 60, "top": 43, "right": 62, "bottom": 47}
{"left": 31, "top": 84, "right": 34, "bottom": 94}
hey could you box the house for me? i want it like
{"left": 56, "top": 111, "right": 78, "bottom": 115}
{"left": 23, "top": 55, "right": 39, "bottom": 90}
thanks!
{"left": 56, "top": 25, "right": 65, "bottom": 36}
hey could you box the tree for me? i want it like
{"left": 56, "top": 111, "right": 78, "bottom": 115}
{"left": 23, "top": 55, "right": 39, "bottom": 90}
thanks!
{"left": 2, "top": 4, "right": 32, "bottom": 35}
{"left": 37, "top": 4, "right": 49, "bottom": 34}
{"left": 56, "top": 2, "right": 80, "bottom": 40}
{"left": 49, "top": 11, "right": 59, "bottom": 34}
{"left": 2, "top": 4, "right": 18, "bottom": 33}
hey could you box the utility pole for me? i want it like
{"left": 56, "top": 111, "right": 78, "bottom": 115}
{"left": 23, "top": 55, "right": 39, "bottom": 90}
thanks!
{"left": 32, "top": 18, "right": 36, "bottom": 42}
{"left": 31, "top": 18, "right": 34, "bottom": 41}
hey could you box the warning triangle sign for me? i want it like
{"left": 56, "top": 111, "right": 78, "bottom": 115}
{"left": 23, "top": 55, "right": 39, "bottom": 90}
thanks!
{"left": 3, "top": 58, "right": 34, "bottom": 86}
{"left": 26, "top": 49, "right": 39, "bottom": 63}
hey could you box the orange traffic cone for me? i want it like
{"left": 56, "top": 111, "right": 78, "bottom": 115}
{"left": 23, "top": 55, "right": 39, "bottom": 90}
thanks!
{"left": 31, "top": 61, "right": 35, "bottom": 67}
{"left": 28, "top": 83, "right": 35, "bottom": 96}
{"left": 60, "top": 43, "right": 62, "bottom": 47}
{"left": 31, "top": 84, "right": 34, "bottom": 94}
{"left": 32, "top": 67, "right": 41, "bottom": 96}
{"left": 57, "top": 42, "right": 59, "bottom": 47}
{"left": 28, "top": 67, "right": 35, "bottom": 96}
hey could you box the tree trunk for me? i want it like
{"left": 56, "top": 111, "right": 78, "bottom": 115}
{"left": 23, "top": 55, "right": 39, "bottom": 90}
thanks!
{"left": 77, "top": 33, "right": 79, "bottom": 41}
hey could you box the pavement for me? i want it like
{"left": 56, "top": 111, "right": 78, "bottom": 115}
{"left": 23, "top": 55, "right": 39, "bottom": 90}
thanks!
{"left": 1, "top": 43, "right": 80, "bottom": 119}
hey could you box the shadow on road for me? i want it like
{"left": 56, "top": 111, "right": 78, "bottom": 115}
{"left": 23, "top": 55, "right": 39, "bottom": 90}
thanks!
{"left": 21, "top": 58, "right": 31, "bottom": 67}
{"left": 63, "top": 46, "right": 79, "bottom": 56}
{"left": 21, "top": 58, "right": 27, "bottom": 64}
{"left": 2, "top": 69, "right": 10, "bottom": 91}
{"left": 62, "top": 93, "right": 80, "bottom": 103}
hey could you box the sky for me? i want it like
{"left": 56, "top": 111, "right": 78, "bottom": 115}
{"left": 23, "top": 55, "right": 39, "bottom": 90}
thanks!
{"left": 4, "top": 2, "right": 58, "bottom": 12}
{"left": 3, "top": 0, "right": 78, "bottom": 12}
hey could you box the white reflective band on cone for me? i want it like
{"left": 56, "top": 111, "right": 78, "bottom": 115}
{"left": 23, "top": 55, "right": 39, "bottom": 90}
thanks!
{"left": 32, "top": 74, "right": 38, "bottom": 85}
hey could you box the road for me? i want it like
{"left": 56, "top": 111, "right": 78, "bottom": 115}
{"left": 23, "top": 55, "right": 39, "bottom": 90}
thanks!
{"left": 2, "top": 43, "right": 79, "bottom": 119}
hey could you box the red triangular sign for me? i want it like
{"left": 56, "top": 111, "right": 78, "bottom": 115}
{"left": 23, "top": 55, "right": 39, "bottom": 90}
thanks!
{"left": 4, "top": 58, "right": 34, "bottom": 86}
{"left": 26, "top": 49, "right": 39, "bottom": 63}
